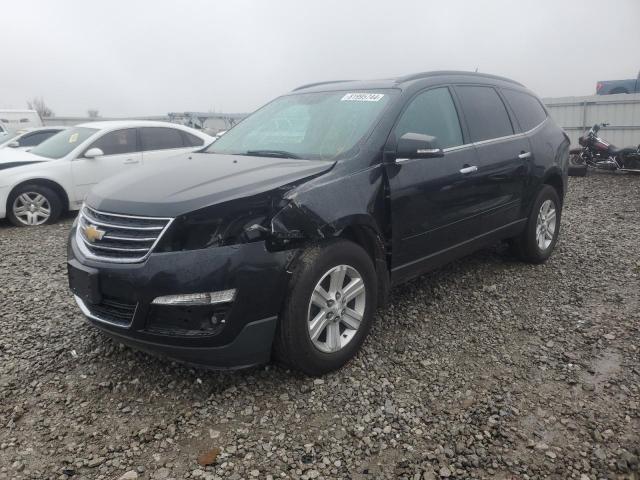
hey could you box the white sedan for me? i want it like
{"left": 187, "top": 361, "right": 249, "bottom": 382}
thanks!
{"left": 0, "top": 120, "right": 213, "bottom": 226}
{"left": 0, "top": 127, "right": 67, "bottom": 151}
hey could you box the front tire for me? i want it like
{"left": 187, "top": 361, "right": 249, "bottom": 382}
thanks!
{"left": 7, "top": 184, "right": 63, "bottom": 227}
{"left": 512, "top": 185, "right": 562, "bottom": 264}
{"left": 274, "top": 239, "right": 377, "bottom": 376}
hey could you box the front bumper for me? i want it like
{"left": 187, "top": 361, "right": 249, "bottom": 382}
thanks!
{"left": 68, "top": 231, "right": 296, "bottom": 369}
{"left": 0, "top": 185, "right": 9, "bottom": 219}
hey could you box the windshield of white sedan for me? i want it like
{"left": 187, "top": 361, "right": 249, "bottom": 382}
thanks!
{"left": 30, "top": 127, "right": 97, "bottom": 159}
{"left": 206, "top": 90, "right": 394, "bottom": 160}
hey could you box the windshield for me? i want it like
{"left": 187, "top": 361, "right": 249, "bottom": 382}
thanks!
{"left": 206, "top": 90, "right": 395, "bottom": 160}
{"left": 30, "top": 127, "right": 97, "bottom": 159}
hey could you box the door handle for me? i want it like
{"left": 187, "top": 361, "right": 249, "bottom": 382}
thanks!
{"left": 459, "top": 165, "right": 478, "bottom": 174}
{"left": 124, "top": 159, "right": 140, "bottom": 165}
{"left": 518, "top": 151, "right": 532, "bottom": 159}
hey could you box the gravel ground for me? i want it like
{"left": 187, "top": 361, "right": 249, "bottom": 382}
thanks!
{"left": 1, "top": 173, "right": 639, "bottom": 480}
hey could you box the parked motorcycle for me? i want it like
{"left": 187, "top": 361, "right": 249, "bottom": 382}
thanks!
{"left": 569, "top": 123, "right": 640, "bottom": 176}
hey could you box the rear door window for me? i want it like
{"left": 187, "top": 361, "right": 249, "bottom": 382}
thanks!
{"left": 394, "top": 87, "right": 464, "bottom": 149}
{"left": 88, "top": 129, "right": 138, "bottom": 155}
{"left": 455, "top": 86, "right": 514, "bottom": 142}
{"left": 501, "top": 89, "right": 547, "bottom": 132}
{"left": 140, "top": 127, "right": 186, "bottom": 151}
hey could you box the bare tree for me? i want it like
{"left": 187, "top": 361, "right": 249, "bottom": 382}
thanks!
{"left": 87, "top": 109, "right": 100, "bottom": 118}
{"left": 27, "top": 97, "right": 54, "bottom": 118}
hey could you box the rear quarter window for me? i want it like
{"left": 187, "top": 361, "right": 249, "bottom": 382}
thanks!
{"left": 455, "top": 85, "right": 514, "bottom": 142}
{"left": 501, "top": 89, "right": 547, "bottom": 132}
{"left": 180, "top": 131, "right": 205, "bottom": 147}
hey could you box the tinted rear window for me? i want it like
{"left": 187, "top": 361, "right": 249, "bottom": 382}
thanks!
{"left": 502, "top": 89, "right": 547, "bottom": 132}
{"left": 456, "top": 86, "right": 514, "bottom": 142}
{"left": 140, "top": 127, "right": 185, "bottom": 151}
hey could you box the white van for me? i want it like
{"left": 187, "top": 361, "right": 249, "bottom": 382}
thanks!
{"left": 0, "top": 110, "right": 43, "bottom": 133}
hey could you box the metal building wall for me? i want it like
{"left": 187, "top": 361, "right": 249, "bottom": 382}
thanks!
{"left": 543, "top": 93, "right": 640, "bottom": 148}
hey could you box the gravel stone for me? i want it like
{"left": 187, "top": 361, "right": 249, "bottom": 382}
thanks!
{"left": 0, "top": 173, "right": 639, "bottom": 479}
{"left": 118, "top": 471, "right": 139, "bottom": 480}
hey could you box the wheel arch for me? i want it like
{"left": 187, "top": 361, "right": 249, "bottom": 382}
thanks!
{"left": 336, "top": 221, "right": 390, "bottom": 308}
{"left": 7, "top": 178, "right": 70, "bottom": 212}
{"left": 542, "top": 169, "right": 564, "bottom": 204}
{"left": 280, "top": 216, "right": 391, "bottom": 309}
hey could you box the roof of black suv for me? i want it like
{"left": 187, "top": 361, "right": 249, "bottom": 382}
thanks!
{"left": 292, "top": 71, "right": 525, "bottom": 93}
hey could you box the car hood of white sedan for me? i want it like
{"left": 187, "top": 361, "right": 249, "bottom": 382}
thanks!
{"left": 0, "top": 148, "right": 49, "bottom": 168}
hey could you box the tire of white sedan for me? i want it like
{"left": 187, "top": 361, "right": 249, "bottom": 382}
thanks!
{"left": 512, "top": 185, "right": 562, "bottom": 264}
{"left": 7, "top": 184, "right": 63, "bottom": 227}
{"left": 274, "top": 239, "right": 377, "bottom": 376}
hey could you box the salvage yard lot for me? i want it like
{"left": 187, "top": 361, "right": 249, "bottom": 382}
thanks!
{"left": 0, "top": 174, "right": 639, "bottom": 480}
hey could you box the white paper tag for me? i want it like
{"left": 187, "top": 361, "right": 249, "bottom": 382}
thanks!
{"left": 341, "top": 93, "right": 384, "bottom": 102}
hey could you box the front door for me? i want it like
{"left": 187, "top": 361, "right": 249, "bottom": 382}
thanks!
{"left": 71, "top": 128, "right": 142, "bottom": 202}
{"left": 386, "top": 86, "right": 484, "bottom": 273}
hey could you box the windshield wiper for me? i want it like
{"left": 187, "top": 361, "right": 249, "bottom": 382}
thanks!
{"left": 244, "top": 149, "right": 301, "bottom": 159}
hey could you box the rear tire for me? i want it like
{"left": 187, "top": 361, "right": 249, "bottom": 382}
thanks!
{"left": 568, "top": 152, "right": 588, "bottom": 177}
{"left": 569, "top": 152, "right": 585, "bottom": 167}
{"left": 569, "top": 164, "right": 588, "bottom": 177}
{"left": 274, "top": 239, "right": 377, "bottom": 376}
{"left": 512, "top": 185, "right": 561, "bottom": 264}
{"left": 7, "top": 184, "right": 63, "bottom": 227}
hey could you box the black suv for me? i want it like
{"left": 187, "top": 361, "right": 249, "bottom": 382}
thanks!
{"left": 68, "top": 71, "right": 569, "bottom": 375}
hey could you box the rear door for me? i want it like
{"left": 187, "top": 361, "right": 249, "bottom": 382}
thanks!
{"left": 71, "top": 128, "right": 142, "bottom": 200}
{"left": 453, "top": 85, "right": 530, "bottom": 232}
{"left": 139, "top": 127, "right": 203, "bottom": 163}
{"left": 387, "top": 86, "right": 483, "bottom": 270}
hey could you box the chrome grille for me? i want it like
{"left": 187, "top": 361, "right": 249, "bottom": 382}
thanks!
{"left": 76, "top": 205, "right": 172, "bottom": 263}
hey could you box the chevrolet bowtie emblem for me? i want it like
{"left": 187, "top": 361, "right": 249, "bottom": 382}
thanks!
{"left": 84, "top": 224, "right": 106, "bottom": 242}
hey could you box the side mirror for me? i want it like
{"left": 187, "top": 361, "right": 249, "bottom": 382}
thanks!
{"left": 395, "top": 133, "right": 444, "bottom": 163}
{"left": 7, "top": 141, "right": 20, "bottom": 148}
{"left": 84, "top": 147, "right": 104, "bottom": 159}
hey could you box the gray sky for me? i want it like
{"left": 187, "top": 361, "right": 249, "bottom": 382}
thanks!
{"left": 1, "top": 0, "right": 639, "bottom": 116}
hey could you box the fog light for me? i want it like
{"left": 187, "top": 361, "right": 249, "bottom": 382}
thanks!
{"left": 151, "top": 289, "right": 236, "bottom": 306}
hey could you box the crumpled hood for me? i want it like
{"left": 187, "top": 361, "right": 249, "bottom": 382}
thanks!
{"left": 87, "top": 152, "right": 335, "bottom": 217}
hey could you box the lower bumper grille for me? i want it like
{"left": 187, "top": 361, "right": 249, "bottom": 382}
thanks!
{"left": 77, "top": 296, "right": 137, "bottom": 327}
{"left": 146, "top": 303, "right": 232, "bottom": 337}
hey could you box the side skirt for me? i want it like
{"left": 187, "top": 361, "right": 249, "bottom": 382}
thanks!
{"left": 390, "top": 218, "right": 526, "bottom": 286}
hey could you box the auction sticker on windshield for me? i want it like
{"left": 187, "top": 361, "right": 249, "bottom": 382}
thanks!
{"left": 68, "top": 133, "right": 79, "bottom": 143}
{"left": 341, "top": 93, "right": 385, "bottom": 102}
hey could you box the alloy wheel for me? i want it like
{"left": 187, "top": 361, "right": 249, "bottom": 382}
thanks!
{"left": 535, "top": 199, "right": 557, "bottom": 251}
{"left": 12, "top": 192, "right": 51, "bottom": 226}
{"left": 307, "top": 264, "right": 366, "bottom": 353}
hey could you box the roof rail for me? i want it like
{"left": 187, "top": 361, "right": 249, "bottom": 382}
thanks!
{"left": 395, "top": 71, "right": 523, "bottom": 87}
{"left": 292, "top": 80, "right": 354, "bottom": 91}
